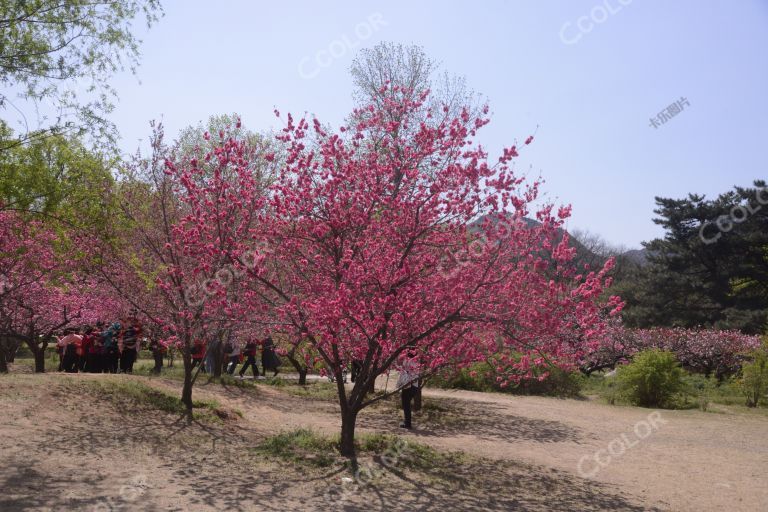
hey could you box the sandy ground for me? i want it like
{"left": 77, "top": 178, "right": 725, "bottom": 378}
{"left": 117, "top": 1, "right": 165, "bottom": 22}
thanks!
{"left": 1, "top": 369, "right": 766, "bottom": 511}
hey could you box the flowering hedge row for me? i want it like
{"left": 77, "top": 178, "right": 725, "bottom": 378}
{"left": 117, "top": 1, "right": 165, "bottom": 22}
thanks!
{"left": 581, "top": 323, "right": 763, "bottom": 378}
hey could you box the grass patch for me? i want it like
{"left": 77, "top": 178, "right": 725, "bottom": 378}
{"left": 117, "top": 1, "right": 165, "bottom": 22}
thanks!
{"left": 266, "top": 379, "right": 339, "bottom": 401}
{"left": 253, "top": 427, "right": 468, "bottom": 476}
{"left": 254, "top": 428, "right": 338, "bottom": 467}
{"left": 77, "top": 378, "right": 219, "bottom": 416}
{"left": 583, "top": 371, "right": 768, "bottom": 414}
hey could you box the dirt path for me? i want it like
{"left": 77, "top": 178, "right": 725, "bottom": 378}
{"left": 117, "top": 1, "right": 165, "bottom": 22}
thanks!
{"left": 413, "top": 388, "right": 768, "bottom": 512}
{"left": 185, "top": 375, "right": 768, "bottom": 512}
{"left": 1, "top": 371, "right": 766, "bottom": 511}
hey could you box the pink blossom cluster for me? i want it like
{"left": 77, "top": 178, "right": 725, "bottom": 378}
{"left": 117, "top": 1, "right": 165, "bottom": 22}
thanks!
{"left": 0, "top": 211, "right": 125, "bottom": 345}
{"left": 582, "top": 319, "right": 762, "bottom": 377}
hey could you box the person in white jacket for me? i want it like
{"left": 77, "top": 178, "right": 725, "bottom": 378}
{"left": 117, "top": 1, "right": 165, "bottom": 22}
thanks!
{"left": 225, "top": 340, "right": 241, "bottom": 375}
{"left": 396, "top": 350, "right": 420, "bottom": 429}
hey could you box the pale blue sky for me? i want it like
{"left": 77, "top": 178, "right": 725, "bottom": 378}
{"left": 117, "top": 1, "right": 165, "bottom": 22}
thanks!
{"left": 105, "top": 1, "right": 768, "bottom": 248}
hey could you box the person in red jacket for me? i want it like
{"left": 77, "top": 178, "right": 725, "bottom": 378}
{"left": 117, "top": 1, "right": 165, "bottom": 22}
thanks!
{"left": 238, "top": 340, "right": 259, "bottom": 379}
{"left": 79, "top": 326, "right": 95, "bottom": 372}
{"left": 59, "top": 328, "right": 83, "bottom": 373}
{"left": 191, "top": 339, "right": 206, "bottom": 371}
{"left": 86, "top": 325, "right": 104, "bottom": 373}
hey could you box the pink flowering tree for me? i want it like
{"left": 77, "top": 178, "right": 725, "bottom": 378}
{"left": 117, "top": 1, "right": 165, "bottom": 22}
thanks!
{"left": 102, "top": 122, "right": 275, "bottom": 412}
{"left": 164, "top": 88, "right": 621, "bottom": 456}
{"left": 0, "top": 211, "right": 122, "bottom": 372}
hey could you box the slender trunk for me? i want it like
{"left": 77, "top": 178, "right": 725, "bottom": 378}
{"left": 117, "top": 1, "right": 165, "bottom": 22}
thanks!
{"left": 181, "top": 351, "right": 194, "bottom": 417}
{"left": 6, "top": 339, "right": 19, "bottom": 363}
{"left": 339, "top": 408, "right": 358, "bottom": 458}
{"left": 33, "top": 347, "right": 45, "bottom": 373}
{"left": 213, "top": 342, "right": 223, "bottom": 379}
{"left": 413, "top": 383, "right": 423, "bottom": 411}
{"left": 0, "top": 348, "right": 8, "bottom": 373}
{"left": 286, "top": 351, "right": 308, "bottom": 385}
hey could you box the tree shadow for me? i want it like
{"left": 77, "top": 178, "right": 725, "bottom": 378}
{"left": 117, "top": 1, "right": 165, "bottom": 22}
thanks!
{"left": 359, "top": 397, "right": 586, "bottom": 444}
{"left": 317, "top": 452, "right": 661, "bottom": 512}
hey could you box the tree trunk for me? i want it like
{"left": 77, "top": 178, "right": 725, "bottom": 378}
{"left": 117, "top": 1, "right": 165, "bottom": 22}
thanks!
{"left": 181, "top": 352, "right": 194, "bottom": 417}
{"left": 413, "top": 383, "right": 423, "bottom": 411}
{"left": 33, "top": 348, "right": 46, "bottom": 373}
{"left": 339, "top": 408, "right": 359, "bottom": 458}
{"left": 0, "top": 348, "right": 8, "bottom": 373}
{"left": 213, "top": 341, "right": 223, "bottom": 379}
{"left": 5, "top": 338, "right": 19, "bottom": 363}
{"left": 287, "top": 352, "right": 308, "bottom": 386}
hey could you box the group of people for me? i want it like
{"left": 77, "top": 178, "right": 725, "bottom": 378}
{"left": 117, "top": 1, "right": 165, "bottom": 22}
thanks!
{"left": 55, "top": 322, "right": 419, "bottom": 428}
{"left": 56, "top": 321, "right": 284, "bottom": 379}
{"left": 55, "top": 317, "right": 148, "bottom": 374}
{"left": 192, "top": 336, "right": 282, "bottom": 378}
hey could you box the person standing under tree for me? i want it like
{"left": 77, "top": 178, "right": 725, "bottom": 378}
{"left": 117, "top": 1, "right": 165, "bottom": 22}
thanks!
{"left": 119, "top": 317, "right": 142, "bottom": 374}
{"left": 397, "top": 350, "right": 420, "bottom": 430}
{"left": 59, "top": 328, "right": 83, "bottom": 373}
{"left": 103, "top": 322, "right": 121, "bottom": 373}
{"left": 149, "top": 338, "right": 165, "bottom": 374}
{"left": 190, "top": 339, "right": 206, "bottom": 371}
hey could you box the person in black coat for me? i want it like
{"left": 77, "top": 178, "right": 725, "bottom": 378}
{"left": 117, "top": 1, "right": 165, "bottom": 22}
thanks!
{"left": 261, "top": 336, "right": 281, "bottom": 377}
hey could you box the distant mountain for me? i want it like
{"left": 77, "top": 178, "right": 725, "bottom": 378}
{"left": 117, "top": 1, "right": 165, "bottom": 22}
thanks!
{"left": 621, "top": 249, "right": 649, "bottom": 266}
{"left": 471, "top": 213, "right": 649, "bottom": 269}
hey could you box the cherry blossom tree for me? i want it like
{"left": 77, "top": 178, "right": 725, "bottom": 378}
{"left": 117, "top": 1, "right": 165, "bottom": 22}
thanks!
{"left": 102, "top": 122, "right": 274, "bottom": 412}
{"left": 163, "top": 88, "right": 621, "bottom": 456}
{"left": 0, "top": 211, "right": 122, "bottom": 372}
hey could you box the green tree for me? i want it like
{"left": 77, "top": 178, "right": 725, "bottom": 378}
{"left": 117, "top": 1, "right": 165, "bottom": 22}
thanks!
{"left": 741, "top": 344, "right": 768, "bottom": 407}
{"left": 620, "top": 181, "right": 768, "bottom": 333}
{"left": 0, "top": 0, "right": 162, "bottom": 149}
{"left": 0, "top": 122, "right": 116, "bottom": 231}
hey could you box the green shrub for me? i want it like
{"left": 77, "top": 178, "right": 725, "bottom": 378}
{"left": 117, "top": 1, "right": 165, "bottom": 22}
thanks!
{"left": 680, "top": 373, "right": 716, "bottom": 411}
{"left": 429, "top": 361, "right": 582, "bottom": 398}
{"left": 740, "top": 348, "right": 768, "bottom": 408}
{"left": 616, "top": 350, "right": 684, "bottom": 408}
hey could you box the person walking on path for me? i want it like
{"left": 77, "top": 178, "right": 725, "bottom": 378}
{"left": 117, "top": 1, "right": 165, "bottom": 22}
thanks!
{"left": 261, "top": 336, "right": 281, "bottom": 377}
{"left": 225, "top": 339, "right": 241, "bottom": 375}
{"left": 238, "top": 340, "right": 259, "bottom": 379}
{"left": 396, "top": 350, "right": 420, "bottom": 430}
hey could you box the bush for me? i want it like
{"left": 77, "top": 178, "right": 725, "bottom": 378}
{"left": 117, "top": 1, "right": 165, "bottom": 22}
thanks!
{"left": 616, "top": 350, "right": 684, "bottom": 408}
{"left": 740, "top": 348, "right": 768, "bottom": 408}
{"left": 429, "top": 362, "right": 582, "bottom": 398}
{"left": 680, "top": 373, "right": 716, "bottom": 411}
